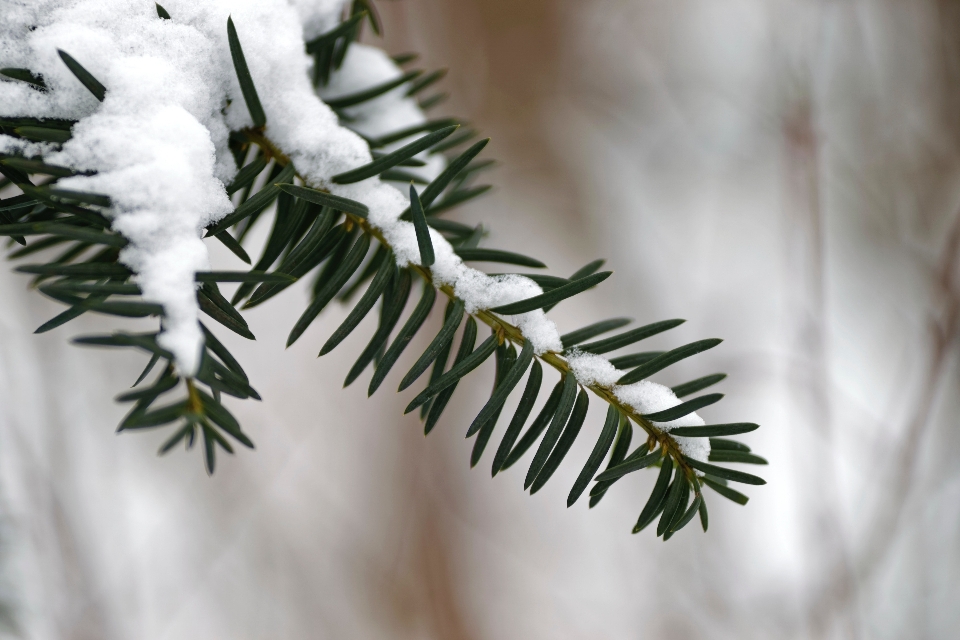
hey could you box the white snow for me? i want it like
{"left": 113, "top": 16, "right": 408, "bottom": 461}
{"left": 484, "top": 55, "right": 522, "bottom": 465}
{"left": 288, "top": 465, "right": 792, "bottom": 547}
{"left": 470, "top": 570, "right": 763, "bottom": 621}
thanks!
{"left": 0, "top": 0, "right": 711, "bottom": 460}
{"left": 565, "top": 349, "right": 624, "bottom": 387}
{"left": 614, "top": 380, "right": 710, "bottom": 462}
{"left": 0, "top": 135, "right": 57, "bottom": 158}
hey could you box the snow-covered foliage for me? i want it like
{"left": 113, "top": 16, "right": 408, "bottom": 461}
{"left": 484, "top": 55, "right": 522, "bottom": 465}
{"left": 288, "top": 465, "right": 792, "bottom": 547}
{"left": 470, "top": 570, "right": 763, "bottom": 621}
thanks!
{"left": 0, "top": 1, "right": 557, "bottom": 365}
{"left": 0, "top": 0, "right": 711, "bottom": 463}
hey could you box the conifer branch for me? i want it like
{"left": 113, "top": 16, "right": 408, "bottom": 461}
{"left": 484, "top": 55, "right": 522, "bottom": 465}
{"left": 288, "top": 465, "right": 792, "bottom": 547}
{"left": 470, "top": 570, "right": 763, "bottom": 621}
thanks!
{"left": 0, "top": 0, "right": 766, "bottom": 538}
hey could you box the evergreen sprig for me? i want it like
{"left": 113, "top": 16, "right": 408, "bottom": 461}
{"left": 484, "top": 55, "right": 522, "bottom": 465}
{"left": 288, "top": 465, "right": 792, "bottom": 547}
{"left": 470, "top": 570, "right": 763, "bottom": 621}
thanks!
{"left": 0, "top": 1, "right": 765, "bottom": 538}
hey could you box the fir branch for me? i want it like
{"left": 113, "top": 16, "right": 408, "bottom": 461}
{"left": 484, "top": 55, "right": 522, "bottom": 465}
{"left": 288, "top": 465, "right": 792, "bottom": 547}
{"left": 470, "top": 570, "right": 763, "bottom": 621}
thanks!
{"left": 0, "top": 3, "right": 765, "bottom": 539}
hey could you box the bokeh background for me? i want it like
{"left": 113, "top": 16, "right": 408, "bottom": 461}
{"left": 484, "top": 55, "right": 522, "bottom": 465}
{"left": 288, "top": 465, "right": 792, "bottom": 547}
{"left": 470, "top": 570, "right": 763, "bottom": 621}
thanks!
{"left": 2, "top": 0, "right": 959, "bottom": 638}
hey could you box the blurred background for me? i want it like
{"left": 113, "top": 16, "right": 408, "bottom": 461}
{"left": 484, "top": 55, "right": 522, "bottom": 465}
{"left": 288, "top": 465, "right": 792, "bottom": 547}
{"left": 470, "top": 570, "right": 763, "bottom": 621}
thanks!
{"left": 2, "top": 0, "right": 960, "bottom": 638}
